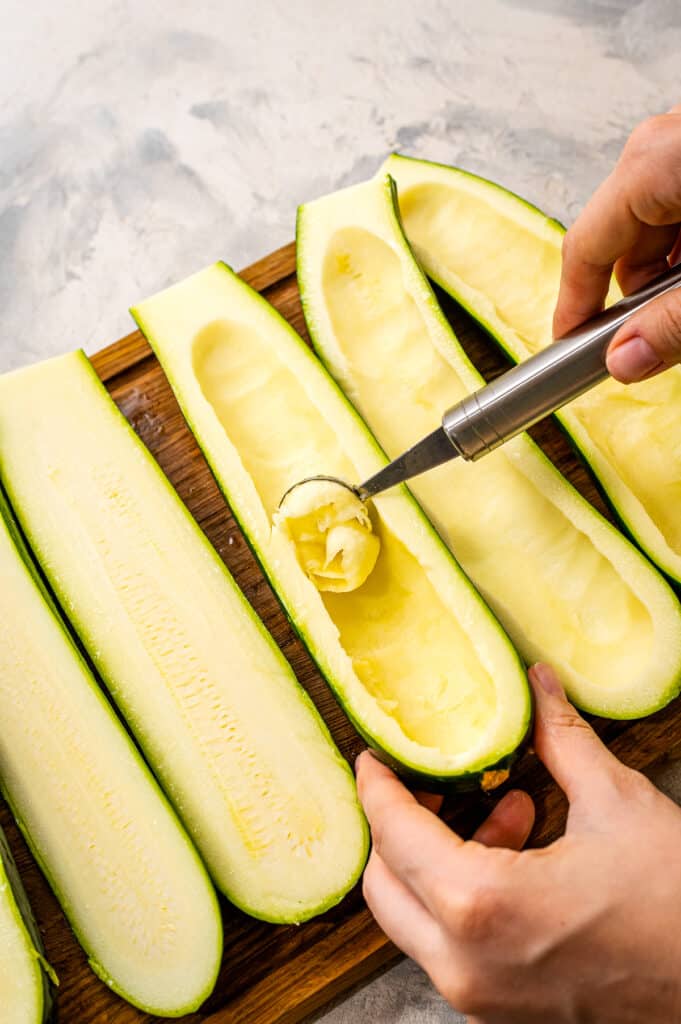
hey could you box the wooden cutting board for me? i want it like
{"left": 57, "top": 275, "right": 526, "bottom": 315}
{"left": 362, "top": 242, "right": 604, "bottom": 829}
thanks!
{"left": 3, "top": 241, "right": 681, "bottom": 1024}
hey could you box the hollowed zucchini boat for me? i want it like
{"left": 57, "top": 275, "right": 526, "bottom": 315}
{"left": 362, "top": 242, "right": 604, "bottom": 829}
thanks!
{"left": 296, "top": 174, "right": 681, "bottom": 718}
{"left": 383, "top": 153, "right": 681, "bottom": 589}
{"left": 132, "top": 263, "right": 531, "bottom": 789}
{"left": 0, "top": 822, "right": 56, "bottom": 1024}
{"left": 0, "top": 353, "right": 367, "bottom": 923}
{"left": 0, "top": 485, "right": 221, "bottom": 1016}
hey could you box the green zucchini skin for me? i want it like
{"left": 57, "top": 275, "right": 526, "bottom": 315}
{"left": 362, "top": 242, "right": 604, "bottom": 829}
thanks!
{"left": 346, "top": 702, "right": 533, "bottom": 794}
{"left": 0, "top": 824, "right": 57, "bottom": 1024}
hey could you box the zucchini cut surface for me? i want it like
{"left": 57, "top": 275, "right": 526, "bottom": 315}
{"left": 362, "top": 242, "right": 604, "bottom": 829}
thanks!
{"left": 384, "top": 153, "right": 681, "bottom": 588}
{"left": 0, "top": 823, "right": 54, "bottom": 1024}
{"left": 0, "top": 488, "right": 221, "bottom": 1016}
{"left": 0, "top": 353, "right": 367, "bottom": 924}
{"left": 132, "top": 264, "right": 531, "bottom": 786}
{"left": 296, "top": 175, "right": 681, "bottom": 718}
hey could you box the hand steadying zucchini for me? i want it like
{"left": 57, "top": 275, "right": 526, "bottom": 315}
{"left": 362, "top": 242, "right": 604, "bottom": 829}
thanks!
{"left": 0, "top": 821, "right": 56, "bottom": 1024}
{"left": 0, "top": 352, "right": 367, "bottom": 924}
{"left": 132, "top": 264, "right": 531, "bottom": 789}
{"left": 0, "top": 485, "right": 221, "bottom": 1016}
{"left": 383, "top": 153, "right": 681, "bottom": 589}
{"left": 296, "top": 174, "right": 681, "bottom": 719}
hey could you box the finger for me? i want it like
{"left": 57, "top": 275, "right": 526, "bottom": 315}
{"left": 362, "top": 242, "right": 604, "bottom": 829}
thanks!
{"left": 606, "top": 285, "right": 681, "bottom": 382}
{"left": 356, "top": 751, "right": 468, "bottom": 909}
{"left": 614, "top": 222, "right": 680, "bottom": 294}
{"left": 472, "top": 790, "right": 535, "bottom": 850}
{"left": 553, "top": 111, "right": 681, "bottom": 338}
{"left": 362, "top": 850, "right": 444, "bottom": 967}
{"left": 553, "top": 172, "right": 639, "bottom": 338}
{"left": 529, "top": 664, "right": 623, "bottom": 808}
{"left": 415, "top": 790, "right": 444, "bottom": 814}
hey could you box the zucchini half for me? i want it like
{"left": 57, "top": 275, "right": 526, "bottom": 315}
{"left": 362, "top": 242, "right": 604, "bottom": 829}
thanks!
{"left": 383, "top": 153, "right": 681, "bottom": 589}
{"left": 0, "top": 822, "right": 56, "bottom": 1024}
{"left": 296, "top": 175, "right": 681, "bottom": 719}
{"left": 131, "top": 264, "right": 531, "bottom": 789}
{"left": 0, "top": 352, "right": 367, "bottom": 924}
{"left": 0, "top": 482, "right": 222, "bottom": 1016}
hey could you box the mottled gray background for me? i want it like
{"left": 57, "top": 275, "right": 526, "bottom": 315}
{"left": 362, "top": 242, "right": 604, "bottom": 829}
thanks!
{"left": 2, "top": 0, "right": 681, "bottom": 1020}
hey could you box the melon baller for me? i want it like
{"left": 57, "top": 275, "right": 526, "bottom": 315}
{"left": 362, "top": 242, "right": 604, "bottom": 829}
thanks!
{"left": 282, "top": 262, "right": 681, "bottom": 506}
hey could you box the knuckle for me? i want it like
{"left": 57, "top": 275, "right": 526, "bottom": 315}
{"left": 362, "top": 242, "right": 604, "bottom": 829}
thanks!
{"left": 561, "top": 227, "right": 584, "bottom": 265}
{"left": 609, "top": 764, "right": 653, "bottom": 804}
{"left": 624, "top": 115, "right": 665, "bottom": 159}
{"left": 440, "top": 879, "right": 503, "bottom": 942}
{"left": 560, "top": 227, "right": 602, "bottom": 276}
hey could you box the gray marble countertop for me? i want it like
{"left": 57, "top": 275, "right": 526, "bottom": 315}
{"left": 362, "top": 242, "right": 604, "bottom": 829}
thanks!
{"left": 2, "top": 1, "right": 680, "bottom": 1020}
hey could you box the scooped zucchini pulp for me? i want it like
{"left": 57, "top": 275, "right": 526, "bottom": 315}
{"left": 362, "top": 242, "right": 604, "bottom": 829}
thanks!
{"left": 275, "top": 477, "right": 381, "bottom": 593}
{"left": 384, "top": 153, "right": 681, "bottom": 589}
{"left": 132, "top": 264, "right": 532, "bottom": 787}
{"left": 296, "top": 175, "right": 681, "bottom": 718}
{"left": 0, "top": 485, "right": 222, "bottom": 1016}
{"left": 0, "top": 353, "right": 367, "bottom": 924}
{"left": 0, "top": 821, "right": 55, "bottom": 1024}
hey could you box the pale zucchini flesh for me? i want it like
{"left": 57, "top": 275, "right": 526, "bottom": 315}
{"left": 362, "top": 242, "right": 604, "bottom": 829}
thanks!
{"left": 383, "top": 153, "right": 681, "bottom": 589}
{"left": 132, "top": 264, "right": 531, "bottom": 786}
{"left": 0, "top": 822, "right": 54, "bottom": 1024}
{"left": 0, "top": 352, "right": 367, "bottom": 924}
{"left": 0, "top": 489, "right": 222, "bottom": 1016}
{"left": 296, "top": 175, "right": 681, "bottom": 719}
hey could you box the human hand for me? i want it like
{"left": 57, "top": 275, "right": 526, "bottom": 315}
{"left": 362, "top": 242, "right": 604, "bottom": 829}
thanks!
{"left": 553, "top": 106, "right": 681, "bottom": 383}
{"left": 356, "top": 664, "right": 681, "bottom": 1024}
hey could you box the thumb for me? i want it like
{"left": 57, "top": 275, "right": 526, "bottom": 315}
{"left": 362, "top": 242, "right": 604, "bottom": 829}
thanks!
{"left": 606, "top": 283, "right": 681, "bottom": 383}
{"left": 529, "top": 664, "right": 623, "bottom": 808}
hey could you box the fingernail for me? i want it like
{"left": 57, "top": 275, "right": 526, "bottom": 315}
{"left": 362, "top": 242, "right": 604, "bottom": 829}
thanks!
{"left": 606, "top": 335, "right": 663, "bottom": 383}
{"left": 529, "top": 663, "right": 562, "bottom": 696}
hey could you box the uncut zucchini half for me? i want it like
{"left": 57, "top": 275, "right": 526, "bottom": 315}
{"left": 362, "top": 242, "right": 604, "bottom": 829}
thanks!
{"left": 131, "top": 263, "right": 531, "bottom": 789}
{"left": 0, "top": 822, "right": 55, "bottom": 1024}
{"left": 383, "top": 153, "right": 681, "bottom": 589}
{"left": 0, "top": 486, "right": 221, "bottom": 1016}
{"left": 0, "top": 352, "right": 367, "bottom": 924}
{"left": 296, "top": 175, "right": 681, "bottom": 718}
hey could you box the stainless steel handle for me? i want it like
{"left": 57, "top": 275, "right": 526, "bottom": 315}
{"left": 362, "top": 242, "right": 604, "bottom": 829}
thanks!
{"left": 443, "top": 262, "right": 681, "bottom": 461}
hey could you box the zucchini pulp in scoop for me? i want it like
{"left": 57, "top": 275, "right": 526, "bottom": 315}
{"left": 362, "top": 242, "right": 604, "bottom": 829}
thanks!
{"left": 132, "top": 263, "right": 531, "bottom": 787}
{"left": 0, "top": 353, "right": 367, "bottom": 924}
{"left": 296, "top": 174, "right": 681, "bottom": 718}
{"left": 0, "top": 822, "right": 55, "bottom": 1024}
{"left": 275, "top": 478, "right": 380, "bottom": 592}
{"left": 384, "top": 153, "right": 681, "bottom": 588}
{"left": 0, "top": 487, "right": 221, "bottom": 1016}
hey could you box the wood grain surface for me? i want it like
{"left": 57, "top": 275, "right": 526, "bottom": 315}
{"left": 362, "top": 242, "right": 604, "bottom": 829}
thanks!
{"left": 2, "top": 241, "right": 681, "bottom": 1024}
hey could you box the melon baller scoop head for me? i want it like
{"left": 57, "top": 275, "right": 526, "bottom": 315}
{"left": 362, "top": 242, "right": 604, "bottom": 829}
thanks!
{"left": 280, "top": 262, "right": 681, "bottom": 508}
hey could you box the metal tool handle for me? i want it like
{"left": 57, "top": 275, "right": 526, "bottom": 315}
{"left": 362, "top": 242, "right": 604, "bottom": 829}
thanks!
{"left": 443, "top": 262, "right": 681, "bottom": 461}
